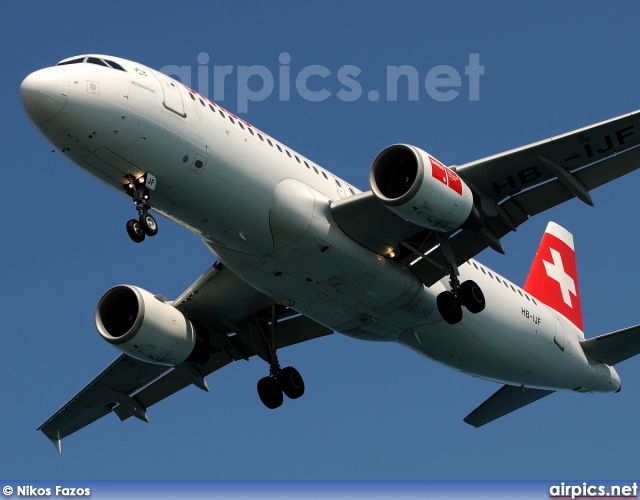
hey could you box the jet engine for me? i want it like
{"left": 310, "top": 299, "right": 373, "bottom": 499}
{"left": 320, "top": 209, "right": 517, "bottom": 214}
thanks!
{"left": 95, "top": 285, "right": 207, "bottom": 366}
{"left": 369, "top": 144, "right": 482, "bottom": 232}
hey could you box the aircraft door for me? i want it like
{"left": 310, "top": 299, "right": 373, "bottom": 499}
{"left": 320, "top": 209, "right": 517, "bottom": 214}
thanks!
{"left": 553, "top": 314, "right": 566, "bottom": 352}
{"left": 153, "top": 71, "right": 186, "bottom": 118}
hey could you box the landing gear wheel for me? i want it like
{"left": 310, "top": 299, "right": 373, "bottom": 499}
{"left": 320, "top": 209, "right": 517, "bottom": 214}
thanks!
{"left": 437, "top": 291, "right": 463, "bottom": 325}
{"left": 459, "top": 280, "right": 485, "bottom": 314}
{"left": 126, "top": 219, "right": 146, "bottom": 243}
{"left": 279, "top": 366, "right": 305, "bottom": 399}
{"left": 257, "top": 376, "right": 283, "bottom": 409}
{"left": 139, "top": 212, "right": 158, "bottom": 236}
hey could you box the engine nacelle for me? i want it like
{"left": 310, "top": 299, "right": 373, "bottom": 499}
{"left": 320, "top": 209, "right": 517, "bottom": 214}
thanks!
{"left": 95, "top": 285, "right": 202, "bottom": 366}
{"left": 369, "top": 144, "right": 480, "bottom": 232}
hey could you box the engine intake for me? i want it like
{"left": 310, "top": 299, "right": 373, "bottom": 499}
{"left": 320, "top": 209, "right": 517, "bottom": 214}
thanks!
{"left": 370, "top": 144, "right": 481, "bottom": 232}
{"left": 96, "top": 285, "right": 206, "bottom": 366}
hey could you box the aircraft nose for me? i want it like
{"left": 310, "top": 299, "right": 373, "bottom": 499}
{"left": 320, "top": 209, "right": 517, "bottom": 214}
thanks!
{"left": 20, "top": 67, "right": 69, "bottom": 124}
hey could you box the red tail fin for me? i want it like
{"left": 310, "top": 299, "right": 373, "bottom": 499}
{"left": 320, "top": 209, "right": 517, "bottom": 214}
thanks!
{"left": 523, "top": 222, "right": 583, "bottom": 331}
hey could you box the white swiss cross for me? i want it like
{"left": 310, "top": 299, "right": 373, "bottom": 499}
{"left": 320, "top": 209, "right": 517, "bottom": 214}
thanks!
{"left": 543, "top": 248, "right": 576, "bottom": 307}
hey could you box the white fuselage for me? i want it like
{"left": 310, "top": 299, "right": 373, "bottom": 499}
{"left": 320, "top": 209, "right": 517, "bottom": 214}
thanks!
{"left": 21, "top": 56, "right": 621, "bottom": 395}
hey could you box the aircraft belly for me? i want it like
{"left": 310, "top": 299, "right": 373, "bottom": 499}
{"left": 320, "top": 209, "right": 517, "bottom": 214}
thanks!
{"left": 209, "top": 182, "right": 441, "bottom": 340}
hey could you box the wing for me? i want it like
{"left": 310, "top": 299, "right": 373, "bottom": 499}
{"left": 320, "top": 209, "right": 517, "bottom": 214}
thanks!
{"left": 333, "top": 110, "right": 640, "bottom": 286}
{"left": 38, "top": 263, "right": 333, "bottom": 451}
{"left": 464, "top": 384, "right": 555, "bottom": 428}
{"left": 580, "top": 324, "right": 640, "bottom": 366}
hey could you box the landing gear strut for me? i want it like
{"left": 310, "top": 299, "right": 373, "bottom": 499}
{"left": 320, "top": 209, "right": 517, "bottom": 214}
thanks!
{"left": 252, "top": 305, "right": 305, "bottom": 409}
{"left": 123, "top": 174, "right": 158, "bottom": 243}
{"left": 435, "top": 236, "right": 485, "bottom": 325}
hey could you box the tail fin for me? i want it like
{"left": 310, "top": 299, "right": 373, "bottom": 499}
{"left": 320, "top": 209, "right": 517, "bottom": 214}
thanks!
{"left": 523, "top": 222, "right": 583, "bottom": 331}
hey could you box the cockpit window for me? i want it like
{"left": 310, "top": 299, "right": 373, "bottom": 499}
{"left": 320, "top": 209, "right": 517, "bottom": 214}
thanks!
{"left": 87, "top": 57, "right": 108, "bottom": 67}
{"left": 104, "top": 59, "right": 126, "bottom": 71}
{"left": 57, "top": 57, "right": 84, "bottom": 66}
{"left": 56, "top": 56, "right": 127, "bottom": 72}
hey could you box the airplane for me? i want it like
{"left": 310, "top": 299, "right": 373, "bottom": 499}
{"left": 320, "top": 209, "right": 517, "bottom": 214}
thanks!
{"left": 20, "top": 54, "right": 640, "bottom": 452}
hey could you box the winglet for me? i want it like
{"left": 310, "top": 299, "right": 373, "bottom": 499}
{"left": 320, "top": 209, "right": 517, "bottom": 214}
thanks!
{"left": 46, "top": 432, "right": 62, "bottom": 454}
{"left": 523, "top": 222, "right": 584, "bottom": 331}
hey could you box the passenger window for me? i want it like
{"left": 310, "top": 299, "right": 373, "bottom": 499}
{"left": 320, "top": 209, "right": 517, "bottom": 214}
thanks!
{"left": 286, "top": 150, "right": 291, "bottom": 158}
{"left": 229, "top": 116, "right": 235, "bottom": 124}
{"left": 267, "top": 139, "right": 273, "bottom": 146}
{"left": 238, "top": 122, "right": 245, "bottom": 130}
{"left": 518, "top": 290, "right": 523, "bottom": 297}
{"left": 209, "top": 104, "right": 215, "bottom": 112}
{"left": 277, "top": 144, "right": 282, "bottom": 152}
{"left": 258, "top": 133, "right": 264, "bottom": 141}
{"left": 199, "top": 98, "right": 205, "bottom": 106}
{"left": 313, "top": 166, "right": 319, "bottom": 174}
{"left": 219, "top": 110, "right": 225, "bottom": 118}
{"left": 295, "top": 155, "right": 301, "bottom": 163}
{"left": 322, "top": 172, "right": 328, "bottom": 179}
{"left": 349, "top": 188, "right": 355, "bottom": 195}
{"left": 189, "top": 93, "right": 196, "bottom": 101}
{"left": 248, "top": 127, "right": 254, "bottom": 135}
{"left": 304, "top": 161, "right": 310, "bottom": 169}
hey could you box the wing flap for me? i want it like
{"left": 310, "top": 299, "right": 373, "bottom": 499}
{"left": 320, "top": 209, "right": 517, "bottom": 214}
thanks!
{"left": 580, "top": 324, "right": 640, "bottom": 366}
{"left": 113, "top": 351, "right": 234, "bottom": 421}
{"left": 464, "top": 384, "right": 555, "bottom": 428}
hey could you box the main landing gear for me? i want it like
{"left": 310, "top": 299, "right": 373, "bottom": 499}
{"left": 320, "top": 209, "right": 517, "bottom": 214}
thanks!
{"left": 123, "top": 174, "right": 158, "bottom": 244}
{"left": 252, "top": 305, "right": 305, "bottom": 409}
{"left": 437, "top": 268, "right": 485, "bottom": 325}
{"left": 434, "top": 234, "right": 485, "bottom": 325}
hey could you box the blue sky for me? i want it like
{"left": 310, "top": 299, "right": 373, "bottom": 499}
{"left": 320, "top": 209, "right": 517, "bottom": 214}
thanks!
{"left": 3, "top": 0, "right": 640, "bottom": 480}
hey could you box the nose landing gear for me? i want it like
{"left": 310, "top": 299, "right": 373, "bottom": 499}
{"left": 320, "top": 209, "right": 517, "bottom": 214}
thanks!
{"left": 123, "top": 174, "right": 158, "bottom": 243}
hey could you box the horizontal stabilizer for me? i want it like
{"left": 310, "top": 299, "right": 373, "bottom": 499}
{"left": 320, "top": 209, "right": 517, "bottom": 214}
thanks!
{"left": 464, "top": 384, "right": 554, "bottom": 428}
{"left": 580, "top": 324, "right": 640, "bottom": 366}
